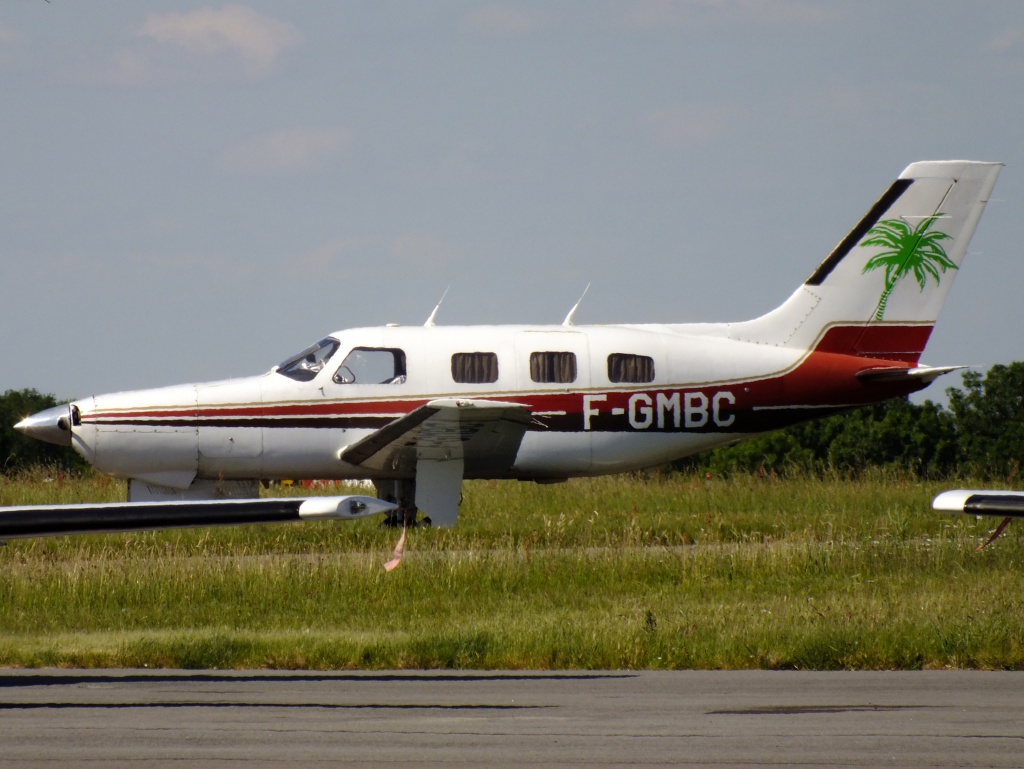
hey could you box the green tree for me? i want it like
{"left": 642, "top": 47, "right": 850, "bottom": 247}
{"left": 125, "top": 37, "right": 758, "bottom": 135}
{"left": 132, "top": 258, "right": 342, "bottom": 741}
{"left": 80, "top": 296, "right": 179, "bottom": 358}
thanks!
{"left": 0, "top": 389, "right": 87, "bottom": 474}
{"left": 824, "top": 398, "right": 958, "bottom": 476}
{"left": 680, "top": 397, "right": 958, "bottom": 478}
{"left": 677, "top": 363, "right": 1024, "bottom": 480}
{"left": 947, "top": 363, "right": 1024, "bottom": 480}
{"left": 861, "top": 214, "right": 955, "bottom": 320}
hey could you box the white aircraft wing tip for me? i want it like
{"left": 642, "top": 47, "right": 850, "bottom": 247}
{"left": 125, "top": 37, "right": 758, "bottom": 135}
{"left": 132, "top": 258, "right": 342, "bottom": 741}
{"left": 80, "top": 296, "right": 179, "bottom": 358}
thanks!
{"left": 298, "top": 495, "right": 397, "bottom": 520}
{"left": 932, "top": 489, "right": 979, "bottom": 512}
{"left": 932, "top": 489, "right": 1024, "bottom": 516}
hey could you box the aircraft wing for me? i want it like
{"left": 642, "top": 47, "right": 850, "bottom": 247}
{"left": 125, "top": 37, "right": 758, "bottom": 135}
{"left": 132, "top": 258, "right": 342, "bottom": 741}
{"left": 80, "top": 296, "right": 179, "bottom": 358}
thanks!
{"left": 339, "top": 398, "right": 533, "bottom": 476}
{"left": 0, "top": 496, "right": 396, "bottom": 539}
{"left": 932, "top": 490, "right": 1024, "bottom": 518}
{"left": 340, "top": 398, "right": 534, "bottom": 527}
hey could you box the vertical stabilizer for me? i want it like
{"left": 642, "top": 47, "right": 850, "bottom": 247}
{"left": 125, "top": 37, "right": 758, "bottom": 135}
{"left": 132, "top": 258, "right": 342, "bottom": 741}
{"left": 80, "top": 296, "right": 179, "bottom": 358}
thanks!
{"left": 729, "top": 161, "right": 1001, "bottom": 362}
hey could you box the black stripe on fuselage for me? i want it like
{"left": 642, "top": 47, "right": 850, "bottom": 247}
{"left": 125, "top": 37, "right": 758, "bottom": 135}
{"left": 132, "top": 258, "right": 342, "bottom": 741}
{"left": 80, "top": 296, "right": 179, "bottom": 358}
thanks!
{"left": 83, "top": 405, "right": 848, "bottom": 435}
{"left": 804, "top": 178, "right": 913, "bottom": 286}
{"left": 0, "top": 499, "right": 305, "bottom": 538}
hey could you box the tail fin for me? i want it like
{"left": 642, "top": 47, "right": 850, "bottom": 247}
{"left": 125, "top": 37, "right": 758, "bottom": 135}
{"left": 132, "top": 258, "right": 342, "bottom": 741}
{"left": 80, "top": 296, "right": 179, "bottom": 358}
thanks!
{"left": 730, "top": 160, "right": 1001, "bottom": 362}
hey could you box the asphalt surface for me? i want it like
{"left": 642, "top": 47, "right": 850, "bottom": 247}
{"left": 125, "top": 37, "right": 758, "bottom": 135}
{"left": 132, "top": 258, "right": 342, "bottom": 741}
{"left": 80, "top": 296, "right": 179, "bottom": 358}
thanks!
{"left": 0, "top": 669, "right": 1020, "bottom": 767}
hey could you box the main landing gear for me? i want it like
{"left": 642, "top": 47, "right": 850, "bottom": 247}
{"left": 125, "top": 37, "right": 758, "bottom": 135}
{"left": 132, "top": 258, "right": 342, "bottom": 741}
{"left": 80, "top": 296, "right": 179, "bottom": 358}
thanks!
{"left": 372, "top": 478, "right": 430, "bottom": 571}
{"left": 373, "top": 479, "right": 432, "bottom": 528}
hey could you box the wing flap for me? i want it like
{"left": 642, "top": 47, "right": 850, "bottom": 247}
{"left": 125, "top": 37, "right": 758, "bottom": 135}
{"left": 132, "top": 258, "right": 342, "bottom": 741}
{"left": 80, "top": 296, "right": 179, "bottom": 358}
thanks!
{"left": 339, "top": 398, "right": 533, "bottom": 475}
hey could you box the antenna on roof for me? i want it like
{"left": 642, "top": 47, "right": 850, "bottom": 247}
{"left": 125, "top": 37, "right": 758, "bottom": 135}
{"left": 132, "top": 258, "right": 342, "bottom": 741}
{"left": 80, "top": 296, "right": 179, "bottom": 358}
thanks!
{"left": 562, "top": 283, "right": 591, "bottom": 327}
{"left": 424, "top": 286, "right": 450, "bottom": 327}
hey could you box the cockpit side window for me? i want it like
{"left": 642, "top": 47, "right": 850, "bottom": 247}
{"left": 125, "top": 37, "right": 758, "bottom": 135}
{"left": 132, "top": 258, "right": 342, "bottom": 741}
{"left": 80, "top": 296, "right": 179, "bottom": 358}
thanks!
{"left": 334, "top": 347, "right": 407, "bottom": 385}
{"left": 276, "top": 338, "right": 340, "bottom": 382}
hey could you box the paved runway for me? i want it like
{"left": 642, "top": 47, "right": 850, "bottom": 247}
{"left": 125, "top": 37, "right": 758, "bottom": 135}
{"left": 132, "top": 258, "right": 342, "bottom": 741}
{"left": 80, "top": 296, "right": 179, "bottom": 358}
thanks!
{"left": 0, "top": 669, "right": 1020, "bottom": 767}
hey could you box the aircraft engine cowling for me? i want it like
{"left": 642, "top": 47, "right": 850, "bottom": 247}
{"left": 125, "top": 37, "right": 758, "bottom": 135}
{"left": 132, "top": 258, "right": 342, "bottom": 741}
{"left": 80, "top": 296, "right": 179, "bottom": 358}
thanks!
{"left": 72, "top": 385, "right": 201, "bottom": 490}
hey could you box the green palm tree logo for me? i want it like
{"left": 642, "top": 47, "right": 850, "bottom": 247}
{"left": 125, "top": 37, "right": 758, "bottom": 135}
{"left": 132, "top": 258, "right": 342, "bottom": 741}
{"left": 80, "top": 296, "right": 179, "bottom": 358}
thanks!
{"left": 860, "top": 214, "right": 955, "bottom": 320}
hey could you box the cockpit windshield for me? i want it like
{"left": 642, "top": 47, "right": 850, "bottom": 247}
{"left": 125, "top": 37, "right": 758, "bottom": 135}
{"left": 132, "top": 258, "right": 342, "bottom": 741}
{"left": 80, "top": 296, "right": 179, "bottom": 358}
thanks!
{"left": 275, "top": 337, "right": 340, "bottom": 382}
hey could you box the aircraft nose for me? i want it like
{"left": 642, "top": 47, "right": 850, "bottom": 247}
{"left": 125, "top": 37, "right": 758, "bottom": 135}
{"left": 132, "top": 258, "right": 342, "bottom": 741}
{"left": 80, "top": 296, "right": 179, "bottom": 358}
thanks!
{"left": 14, "top": 404, "right": 73, "bottom": 447}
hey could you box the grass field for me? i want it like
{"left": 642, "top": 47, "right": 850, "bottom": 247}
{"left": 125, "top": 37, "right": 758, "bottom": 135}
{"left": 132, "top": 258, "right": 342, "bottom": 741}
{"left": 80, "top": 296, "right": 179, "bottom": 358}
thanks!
{"left": 0, "top": 470, "right": 1022, "bottom": 670}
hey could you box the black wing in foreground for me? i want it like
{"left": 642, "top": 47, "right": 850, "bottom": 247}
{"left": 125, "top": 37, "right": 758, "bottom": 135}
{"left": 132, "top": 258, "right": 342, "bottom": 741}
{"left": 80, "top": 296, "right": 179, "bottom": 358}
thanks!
{"left": 932, "top": 489, "right": 1024, "bottom": 551}
{"left": 932, "top": 490, "right": 1024, "bottom": 518}
{"left": 0, "top": 496, "right": 396, "bottom": 539}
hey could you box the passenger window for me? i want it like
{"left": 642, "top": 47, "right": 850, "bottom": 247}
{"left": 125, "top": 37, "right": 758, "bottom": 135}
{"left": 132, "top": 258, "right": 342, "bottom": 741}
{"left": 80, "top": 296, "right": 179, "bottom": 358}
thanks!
{"left": 530, "top": 351, "right": 577, "bottom": 384}
{"left": 607, "top": 353, "right": 655, "bottom": 384}
{"left": 451, "top": 352, "right": 499, "bottom": 384}
{"left": 334, "top": 348, "right": 407, "bottom": 384}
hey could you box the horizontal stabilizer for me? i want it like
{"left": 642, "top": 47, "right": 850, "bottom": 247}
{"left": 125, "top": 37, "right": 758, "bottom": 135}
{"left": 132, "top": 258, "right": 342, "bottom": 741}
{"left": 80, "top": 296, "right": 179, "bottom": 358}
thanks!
{"left": 856, "top": 365, "right": 966, "bottom": 386}
{"left": 0, "top": 495, "right": 396, "bottom": 539}
{"left": 932, "top": 490, "right": 1024, "bottom": 518}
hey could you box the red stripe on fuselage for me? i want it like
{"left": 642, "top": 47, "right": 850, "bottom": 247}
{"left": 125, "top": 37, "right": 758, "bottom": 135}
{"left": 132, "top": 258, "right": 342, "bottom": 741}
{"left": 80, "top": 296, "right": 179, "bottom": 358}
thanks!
{"left": 85, "top": 399, "right": 427, "bottom": 422}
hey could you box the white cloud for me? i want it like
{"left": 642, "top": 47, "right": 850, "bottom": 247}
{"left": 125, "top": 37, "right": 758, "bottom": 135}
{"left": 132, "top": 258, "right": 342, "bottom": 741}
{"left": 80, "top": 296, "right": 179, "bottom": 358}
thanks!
{"left": 464, "top": 6, "right": 542, "bottom": 36}
{"left": 392, "top": 233, "right": 462, "bottom": 269}
{"left": 137, "top": 5, "right": 301, "bottom": 75}
{"left": 298, "top": 239, "right": 348, "bottom": 270}
{"left": 789, "top": 82, "right": 909, "bottom": 132}
{"left": 218, "top": 128, "right": 349, "bottom": 174}
{"left": 624, "top": 0, "right": 839, "bottom": 28}
{"left": 623, "top": 0, "right": 692, "bottom": 27}
{"left": 990, "top": 26, "right": 1024, "bottom": 52}
{"left": 107, "top": 49, "right": 152, "bottom": 84}
{"left": 645, "top": 104, "right": 741, "bottom": 146}
{"left": 290, "top": 238, "right": 372, "bottom": 273}
{"left": 813, "top": 84, "right": 873, "bottom": 121}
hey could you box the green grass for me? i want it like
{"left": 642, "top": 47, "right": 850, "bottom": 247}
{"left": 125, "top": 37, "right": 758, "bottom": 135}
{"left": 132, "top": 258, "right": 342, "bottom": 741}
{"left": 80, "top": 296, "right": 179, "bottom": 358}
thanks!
{"left": 0, "top": 470, "right": 1022, "bottom": 669}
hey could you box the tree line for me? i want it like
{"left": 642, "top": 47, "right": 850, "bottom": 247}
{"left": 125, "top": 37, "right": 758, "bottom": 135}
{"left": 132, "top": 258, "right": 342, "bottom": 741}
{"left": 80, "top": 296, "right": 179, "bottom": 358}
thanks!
{"left": 677, "top": 362, "right": 1024, "bottom": 480}
{"left": 3, "top": 361, "right": 1023, "bottom": 480}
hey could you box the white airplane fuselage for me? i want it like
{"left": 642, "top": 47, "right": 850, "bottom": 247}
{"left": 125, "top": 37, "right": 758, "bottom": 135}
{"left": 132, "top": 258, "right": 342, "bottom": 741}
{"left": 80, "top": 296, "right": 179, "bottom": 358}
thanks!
{"left": 72, "top": 320, "right": 922, "bottom": 487}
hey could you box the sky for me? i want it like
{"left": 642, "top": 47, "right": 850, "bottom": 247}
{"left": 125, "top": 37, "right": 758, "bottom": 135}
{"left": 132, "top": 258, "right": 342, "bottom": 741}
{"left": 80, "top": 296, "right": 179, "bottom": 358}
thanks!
{"left": 2, "top": 1, "right": 1023, "bottom": 402}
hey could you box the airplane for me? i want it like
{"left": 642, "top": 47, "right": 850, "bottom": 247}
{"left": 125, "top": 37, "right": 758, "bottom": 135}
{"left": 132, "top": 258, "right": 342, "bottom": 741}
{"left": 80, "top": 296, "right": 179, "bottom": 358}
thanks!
{"left": 6, "top": 160, "right": 1003, "bottom": 550}
{"left": 932, "top": 490, "right": 1024, "bottom": 550}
